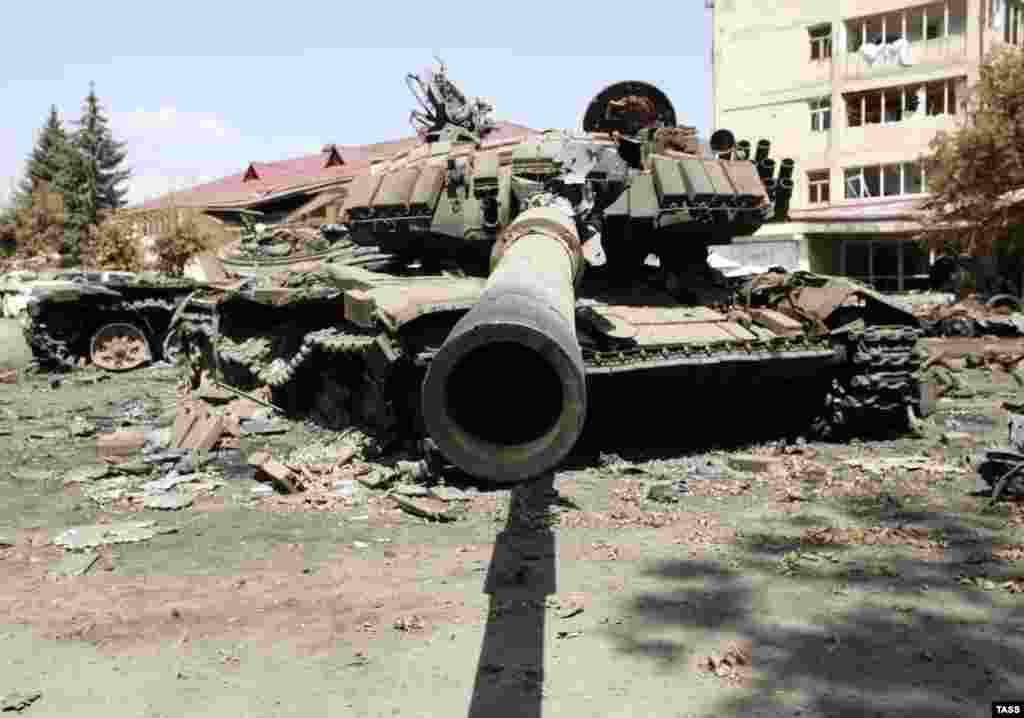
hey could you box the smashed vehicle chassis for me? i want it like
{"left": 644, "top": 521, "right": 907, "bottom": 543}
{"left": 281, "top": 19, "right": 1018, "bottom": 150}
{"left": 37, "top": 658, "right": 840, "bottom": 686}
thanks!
{"left": 22, "top": 280, "right": 199, "bottom": 371}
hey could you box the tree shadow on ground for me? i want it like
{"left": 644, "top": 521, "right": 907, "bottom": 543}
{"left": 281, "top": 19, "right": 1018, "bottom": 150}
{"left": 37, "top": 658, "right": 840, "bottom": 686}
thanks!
{"left": 609, "top": 491, "right": 1024, "bottom": 717}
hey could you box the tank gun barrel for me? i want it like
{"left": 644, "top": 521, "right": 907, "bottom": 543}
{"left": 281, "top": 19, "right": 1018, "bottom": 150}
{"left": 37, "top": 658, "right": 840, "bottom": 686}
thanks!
{"left": 421, "top": 206, "right": 587, "bottom": 483}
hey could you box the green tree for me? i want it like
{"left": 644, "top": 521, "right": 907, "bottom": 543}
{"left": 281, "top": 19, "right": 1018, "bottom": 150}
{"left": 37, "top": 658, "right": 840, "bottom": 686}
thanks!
{"left": 152, "top": 209, "right": 209, "bottom": 276}
{"left": 73, "top": 83, "right": 131, "bottom": 218}
{"left": 10, "top": 185, "right": 65, "bottom": 260}
{"left": 54, "top": 83, "right": 131, "bottom": 265}
{"left": 17, "top": 106, "right": 69, "bottom": 200}
{"left": 923, "top": 46, "right": 1024, "bottom": 253}
{"left": 82, "top": 219, "right": 143, "bottom": 272}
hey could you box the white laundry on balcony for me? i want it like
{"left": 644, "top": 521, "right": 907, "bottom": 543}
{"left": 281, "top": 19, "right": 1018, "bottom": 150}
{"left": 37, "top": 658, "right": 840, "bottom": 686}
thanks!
{"left": 860, "top": 38, "right": 914, "bottom": 67}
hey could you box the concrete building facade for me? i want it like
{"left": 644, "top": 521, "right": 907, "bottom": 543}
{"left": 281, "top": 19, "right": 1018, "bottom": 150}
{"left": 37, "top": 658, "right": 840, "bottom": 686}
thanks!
{"left": 709, "top": 0, "right": 1023, "bottom": 291}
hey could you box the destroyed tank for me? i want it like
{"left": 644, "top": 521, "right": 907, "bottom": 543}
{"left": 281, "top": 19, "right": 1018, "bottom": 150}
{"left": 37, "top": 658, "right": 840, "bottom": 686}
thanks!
{"left": 171, "top": 63, "right": 928, "bottom": 484}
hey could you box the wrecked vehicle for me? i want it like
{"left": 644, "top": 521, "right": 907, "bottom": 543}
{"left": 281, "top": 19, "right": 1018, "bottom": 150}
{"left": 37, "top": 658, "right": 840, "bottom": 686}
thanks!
{"left": 172, "top": 62, "right": 927, "bottom": 484}
{"left": 22, "top": 276, "right": 200, "bottom": 371}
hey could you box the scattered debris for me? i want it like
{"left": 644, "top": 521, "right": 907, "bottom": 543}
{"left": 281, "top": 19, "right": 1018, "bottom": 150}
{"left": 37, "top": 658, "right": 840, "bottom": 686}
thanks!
{"left": 0, "top": 692, "right": 41, "bottom": 713}
{"left": 96, "top": 429, "right": 147, "bottom": 458}
{"left": 701, "top": 643, "right": 751, "bottom": 680}
{"left": 555, "top": 630, "right": 583, "bottom": 639}
{"left": 62, "top": 465, "right": 110, "bottom": 484}
{"left": 429, "top": 485, "right": 468, "bottom": 502}
{"left": 144, "top": 494, "right": 194, "bottom": 511}
{"left": 53, "top": 521, "right": 157, "bottom": 550}
{"left": 68, "top": 416, "right": 95, "bottom": 438}
{"left": 393, "top": 615, "right": 425, "bottom": 632}
{"left": 389, "top": 494, "right": 458, "bottom": 522}
{"left": 47, "top": 551, "right": 99, "bottom": 579}
{"left": 646, "top": 481, "right": 688, "bottom": 503}
{"left": 727, "top": 454, "right": 782, "bottom": 474}
{"left": 941, "top": 431, "right": 976, "bottom": 449}
{"left": 392, "top": 483, "right": 429, "bottom": 497}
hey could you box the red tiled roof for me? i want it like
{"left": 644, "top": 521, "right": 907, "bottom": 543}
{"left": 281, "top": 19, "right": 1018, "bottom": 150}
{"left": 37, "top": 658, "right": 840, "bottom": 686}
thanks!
{"left": 132, "top": 121, "right": 538, "bottom": 211}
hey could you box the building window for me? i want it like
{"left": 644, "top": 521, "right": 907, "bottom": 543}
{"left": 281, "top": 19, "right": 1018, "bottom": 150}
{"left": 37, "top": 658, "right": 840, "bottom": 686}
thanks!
{"left": 846, "top": 1, "right": 967, "bottom": 51}
{"left": 810, "top": 97, "right": 831, "bottom": 132}
{"left": 1007, "top": 1, "right": 1024, "bottom": 46}
{"left": 840, "top": 238, "right": 932, "bottom": 292}
{"left": 844, "top": 162, "right": 927, "bottom": 198}
{"left": 845, "top": 77, "right": 961, "bottom": 127}
{"left": 809, "top": 24, "right": 832, "bottom": 60}
{"left": 808, "top": 170, "right": 830, "bottom": 204}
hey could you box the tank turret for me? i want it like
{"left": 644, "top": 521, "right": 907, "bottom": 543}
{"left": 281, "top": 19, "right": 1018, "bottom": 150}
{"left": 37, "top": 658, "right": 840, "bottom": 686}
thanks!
{"left": 173, "top": 61, "right": 927, "bottom": 485}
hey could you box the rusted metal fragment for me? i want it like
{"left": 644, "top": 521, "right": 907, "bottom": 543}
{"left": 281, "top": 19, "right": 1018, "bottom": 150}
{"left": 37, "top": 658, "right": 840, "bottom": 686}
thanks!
{"left": 389, "top": 494, "right": 458, "bottom": 522}
{"left": 749, "top": 309, "right": 804, "bottom": 337}
{"left": 346, "top": 279, "right": 485, "bottom": 332}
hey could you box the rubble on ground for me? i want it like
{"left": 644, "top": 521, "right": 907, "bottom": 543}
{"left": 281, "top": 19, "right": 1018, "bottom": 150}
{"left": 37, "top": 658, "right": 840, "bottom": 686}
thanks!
{"left": 974, "top": 406, "right": 1024, "bottom": 500}
{"left": 907, "top": 293, "right": 1024, "bottom": 337}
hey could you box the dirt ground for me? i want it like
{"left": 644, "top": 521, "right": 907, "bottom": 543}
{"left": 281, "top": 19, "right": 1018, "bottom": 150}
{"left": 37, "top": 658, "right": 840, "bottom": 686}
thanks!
{"left": 1, "top": 318, "right": 1024, "bottom": 717}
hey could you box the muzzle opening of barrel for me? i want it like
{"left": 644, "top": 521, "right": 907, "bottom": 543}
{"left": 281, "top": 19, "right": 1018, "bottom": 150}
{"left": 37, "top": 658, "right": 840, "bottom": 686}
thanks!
{"left": 444, "top": 340, "right": 565, "bottom": 446}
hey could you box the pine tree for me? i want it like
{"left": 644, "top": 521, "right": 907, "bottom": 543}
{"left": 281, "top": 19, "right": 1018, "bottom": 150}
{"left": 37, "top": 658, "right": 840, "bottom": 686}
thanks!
{"left": 55, "top": 83, "right": 131, "bottom": 265}
{"left": 73, "top": 83, "right": 131, "bottom": 219}
{"left": 17, "top": 106, "right": 69, "bottom": 201}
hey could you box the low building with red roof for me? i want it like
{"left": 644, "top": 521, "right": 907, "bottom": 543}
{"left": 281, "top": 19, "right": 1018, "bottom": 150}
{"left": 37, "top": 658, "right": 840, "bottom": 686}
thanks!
{"left": 117, "top": 121, "right": 538, "bottom": 251}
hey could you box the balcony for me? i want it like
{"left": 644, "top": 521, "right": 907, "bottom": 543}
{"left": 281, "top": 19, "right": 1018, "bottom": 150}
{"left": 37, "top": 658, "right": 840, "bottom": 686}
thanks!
{"left": 843, "top": 36, "right": 968, "bottom": 81}
{"left": 842, "top": 1, "right": 968, "bottom": 81}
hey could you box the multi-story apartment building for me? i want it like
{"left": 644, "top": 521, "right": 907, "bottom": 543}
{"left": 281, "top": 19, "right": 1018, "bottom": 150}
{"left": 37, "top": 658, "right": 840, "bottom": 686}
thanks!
{"left": 709, "top": 0, "right": 1023, "bottom": 291}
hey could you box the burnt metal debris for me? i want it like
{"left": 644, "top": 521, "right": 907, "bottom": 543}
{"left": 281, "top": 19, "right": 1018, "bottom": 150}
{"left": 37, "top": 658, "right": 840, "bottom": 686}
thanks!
{"left": 21, "top": 276, "right": 201, "bottom": 371}
{"left": 169, "top": 61, "right": 929, "bottom": 484}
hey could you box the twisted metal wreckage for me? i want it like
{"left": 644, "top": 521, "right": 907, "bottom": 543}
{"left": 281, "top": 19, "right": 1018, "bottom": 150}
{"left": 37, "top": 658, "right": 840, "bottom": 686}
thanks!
{"left": 26, "top": 63, "right": 934, "bottom": 483}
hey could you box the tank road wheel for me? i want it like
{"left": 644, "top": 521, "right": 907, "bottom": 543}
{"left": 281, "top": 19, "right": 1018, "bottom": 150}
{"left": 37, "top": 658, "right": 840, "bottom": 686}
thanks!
{"left": 90, "top": 322, "right": 153, "bottom": 372}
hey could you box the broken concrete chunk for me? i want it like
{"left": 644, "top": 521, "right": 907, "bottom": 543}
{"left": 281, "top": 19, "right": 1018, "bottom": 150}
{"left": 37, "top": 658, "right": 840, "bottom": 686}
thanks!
{"left": 647, "top": 481, "right": 687, "bottom": 503}
{"left": 390, "top": 494, "right": 457, "bottom": 522}
{"left": 395, "top": 459, "right": 431, "bottom": 482}
{"left": 0, "top": 691, "right": 42, "bottom": 712}
{"left": 172, "top": 402, "right": 203, "bottom": 449}
{"left": 144, "top": 494, "right": 194, "bottom": 511}
{"left": 256, "top": 459, "right": 300, "bottom": 493}
{"left": 941, "top": 432, "right": 976, "bottom": 449}
{"left": 250, "top": 485, "right": 275, "bottom": 497}
{"left": 141, "top": 473, "right": 196, "bottom": 495}
{"left": 143, "top": 427, "right": 173, "bottom": 451}
{"left": 240, "top": 418, "right": 289, "bottom": 436}
{"left": 108, "top": 459, "right": 152, "bottom": 476}
{"left": 393, "top": 483, "right": 429, "bottom": 497}
{"left": 335, "top": 446, "right": 356, "bottom": 467}
{"left": 429, "top": 485, "right": 469, "bottom": 502}
{"left": 727, "top": 454, "right": 782, "bottom": 474}
{"left": 54, "top": 521, "right": 156, "bottom": 550}
{"left": 247, "top": 451, "right": 271, "bottom": 467}
{"left": 749, "top": 308, "right": 803, "bottom": 336}
{"left": 63, "top": 465, "right": 110, "bottom": 484}
{"left": 191, "top": 415, "right": 226, "bottom": 452}
{"left": 10, "top": 469, "right": 53, "bottom": 483}
{"left": 355, "top": 469, "right": 393, "bottom": 490}
{"left": 96, "top": 429, "right": 147, "bottom": 458}
{"left": 332, "top": 479, "right": 361, "bottom": 499}
{"left": 48, "top": 551, "right": 99, "bottom": 579}
{"left": 68, "top": 416, "right": 95, "bottom": 438}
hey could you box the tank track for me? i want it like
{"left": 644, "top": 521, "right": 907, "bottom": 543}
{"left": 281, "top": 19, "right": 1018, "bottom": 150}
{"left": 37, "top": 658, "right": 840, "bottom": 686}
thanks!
{"left": 815, "top": 325, "right": 924, "bottom": 438}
